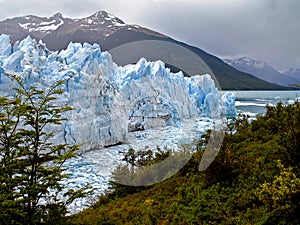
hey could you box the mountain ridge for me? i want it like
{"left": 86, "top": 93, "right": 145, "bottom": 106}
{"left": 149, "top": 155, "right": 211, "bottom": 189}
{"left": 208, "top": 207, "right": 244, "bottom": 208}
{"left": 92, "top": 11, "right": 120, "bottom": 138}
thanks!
{"left": 0, "top": 11, "right": 290, "bottom": 90}
{"left": 224, "top": 57, "right": 300, "bottom": 86}
{"left": 284, "top": 68, "right": 300, "bottom": 81}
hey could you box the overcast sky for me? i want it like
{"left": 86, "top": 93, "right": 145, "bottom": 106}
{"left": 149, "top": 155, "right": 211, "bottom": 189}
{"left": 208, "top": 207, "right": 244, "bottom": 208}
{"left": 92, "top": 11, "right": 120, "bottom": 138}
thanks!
{"left": 0, "top": 0, "right": 299, "bottom": 71}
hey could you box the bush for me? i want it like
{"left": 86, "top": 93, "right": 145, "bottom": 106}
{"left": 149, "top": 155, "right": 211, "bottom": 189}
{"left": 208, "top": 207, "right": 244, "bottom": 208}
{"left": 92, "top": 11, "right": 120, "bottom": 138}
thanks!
{"left": 71, "top": 101, "right": 300, "bottom": 225}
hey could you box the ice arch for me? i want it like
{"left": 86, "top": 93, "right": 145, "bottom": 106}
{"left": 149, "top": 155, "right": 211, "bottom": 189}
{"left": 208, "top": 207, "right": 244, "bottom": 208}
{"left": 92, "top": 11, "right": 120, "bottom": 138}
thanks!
{"left": 127, "top": 96, "right": 181, "bottom": 132}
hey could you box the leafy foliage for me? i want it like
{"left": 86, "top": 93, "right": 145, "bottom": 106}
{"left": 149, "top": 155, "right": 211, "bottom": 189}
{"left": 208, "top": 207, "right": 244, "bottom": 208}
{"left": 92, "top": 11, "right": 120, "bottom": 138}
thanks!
{"left": 0, "top": 75, "right": 88, "bottom": 225}
{"left": 108, "top": 147, "right": 172, "bottom": 198}
{"left": 69, "top": 101, "right": 300, "bottom": 225}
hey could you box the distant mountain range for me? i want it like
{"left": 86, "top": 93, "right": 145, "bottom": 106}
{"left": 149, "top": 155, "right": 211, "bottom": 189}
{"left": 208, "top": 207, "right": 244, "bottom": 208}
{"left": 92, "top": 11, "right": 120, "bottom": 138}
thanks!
{"left": 284, "top": 68, "right": 300, "bottom": 82}
{"left": 0, "top": 11, "right": 290, "bottom": 90}
{"left": 224, "top": 57, "right": 300, "bottom": 87}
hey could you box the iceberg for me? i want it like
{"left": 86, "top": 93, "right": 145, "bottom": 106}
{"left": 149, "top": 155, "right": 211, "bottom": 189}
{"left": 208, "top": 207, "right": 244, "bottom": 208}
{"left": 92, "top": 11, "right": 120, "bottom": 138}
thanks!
{"left": 0, "top": 34, "right": 236, "bottom": 151}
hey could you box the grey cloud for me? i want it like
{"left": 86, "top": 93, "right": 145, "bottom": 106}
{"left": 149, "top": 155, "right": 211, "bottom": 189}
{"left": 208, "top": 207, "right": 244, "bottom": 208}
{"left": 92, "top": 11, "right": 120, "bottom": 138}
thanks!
{"left": 135, "top": 0, "right": 300, "bottom": 71}
{"left": 0, "top": 0, "right": 299, "bottom": 70}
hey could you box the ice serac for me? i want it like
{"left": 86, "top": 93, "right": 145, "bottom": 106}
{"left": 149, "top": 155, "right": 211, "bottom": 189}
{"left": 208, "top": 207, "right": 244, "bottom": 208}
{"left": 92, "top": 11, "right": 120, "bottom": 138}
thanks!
{"left": 0, "top": 34, "right": 236, "bottom": 150}
{"left": 114, "top": 58, "right": 196, "bottom": 132}
{"left": 0, "top": 34, "right": 12, "bottom": 58}
{"left": 222, "top": 92, "right": 236, "bottom": 117}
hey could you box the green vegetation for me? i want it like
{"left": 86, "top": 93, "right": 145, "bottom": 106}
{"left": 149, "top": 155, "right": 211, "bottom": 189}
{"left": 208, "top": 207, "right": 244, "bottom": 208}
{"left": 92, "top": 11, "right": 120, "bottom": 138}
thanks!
{"left": 69, "top": 102, "right": 300, "bottom": 225}
{"left": 292, "top": 84, "right": 300, "bottom": 88}
{"left": 1, "top": 74, "right": 299, "bottom": 224}
{"left": 0, "top": 75, "right": 88, "bottom": 225}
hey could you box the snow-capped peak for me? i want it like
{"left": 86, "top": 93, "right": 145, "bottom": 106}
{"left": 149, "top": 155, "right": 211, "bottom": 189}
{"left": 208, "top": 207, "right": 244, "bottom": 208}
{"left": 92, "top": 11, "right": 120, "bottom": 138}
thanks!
{"left": 223, "top": 56, "right": 300, "bottom": 86}
{"left": 232, "top": 57, "right": 267, "bottom": 69}
{"left": 284, "top": 67, "right": 300, "bottom": 75}
{"left": 86, "top": 10, "right": 125, "bottom": 26}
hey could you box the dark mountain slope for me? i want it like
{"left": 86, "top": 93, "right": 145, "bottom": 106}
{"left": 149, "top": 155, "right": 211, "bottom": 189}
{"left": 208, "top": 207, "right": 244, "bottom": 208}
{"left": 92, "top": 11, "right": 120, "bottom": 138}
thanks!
{"left": 0, "top": 11, "right": 289, "bottom": 90}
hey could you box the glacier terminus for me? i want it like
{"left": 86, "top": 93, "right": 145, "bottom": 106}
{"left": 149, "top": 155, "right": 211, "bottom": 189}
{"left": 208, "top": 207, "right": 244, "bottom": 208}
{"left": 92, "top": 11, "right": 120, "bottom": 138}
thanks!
{"left": 0, "top": 34, "right": 236, "bottom": 151}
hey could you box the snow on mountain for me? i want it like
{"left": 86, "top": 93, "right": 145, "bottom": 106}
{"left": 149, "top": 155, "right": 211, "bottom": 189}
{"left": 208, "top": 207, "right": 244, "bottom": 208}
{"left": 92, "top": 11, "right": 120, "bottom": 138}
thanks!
{"left": 1, "top": 11, "right": 159, "bottom": 43}
{"left": 224, "top": 57, "right": 300, "bottom": 86}
{"left": 18, "top": 16, "right": 64, "bottom": 33}
{"left": 0, "top": 34, "right": 235, "bottom": 151}
{"left": 0, "top": 12, "right": 288, "bottom": 90}
{"left": 224, "top": 57, "right": 266, "bottom": 69}
{"left": 14, "top": 13, "right": 68, "bottom": 38}
{"left": 73, "top": 11, "right": 127, "bottom": 37}
{"left": 284, "top": 68, "right": 300, "bottom": 82}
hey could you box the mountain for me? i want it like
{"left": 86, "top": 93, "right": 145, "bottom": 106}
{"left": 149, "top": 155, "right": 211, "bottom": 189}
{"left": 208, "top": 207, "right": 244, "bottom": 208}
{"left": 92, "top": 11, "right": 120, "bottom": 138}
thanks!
{"left": 0, "top": 11, "right": 166, "bottom": 51}
{"left": 284, "top": 68, "right": 300, "bottom": 83}
{"left": 0, "top": 11, "right": 288, "bottom": 90}
{"left": 224, "top": 57, "right": 300, "bottom": 86}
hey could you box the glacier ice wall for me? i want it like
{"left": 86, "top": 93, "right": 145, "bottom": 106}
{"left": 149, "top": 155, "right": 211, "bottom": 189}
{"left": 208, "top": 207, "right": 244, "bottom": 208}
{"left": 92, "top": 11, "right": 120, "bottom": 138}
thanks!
{"left": 0, "top": 34, "right": 236, "bottom": 150}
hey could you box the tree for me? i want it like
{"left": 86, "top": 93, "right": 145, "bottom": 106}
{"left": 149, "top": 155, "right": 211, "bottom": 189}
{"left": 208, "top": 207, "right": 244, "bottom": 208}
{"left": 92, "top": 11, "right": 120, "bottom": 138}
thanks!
{"left": 0, "top": 75, "right": 87, "bottom": 225}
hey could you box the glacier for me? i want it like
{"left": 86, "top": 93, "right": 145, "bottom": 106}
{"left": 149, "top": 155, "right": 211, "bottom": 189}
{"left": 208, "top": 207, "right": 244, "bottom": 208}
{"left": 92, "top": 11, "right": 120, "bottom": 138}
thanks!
{"left": 0, "top": 34, "right": 236, "bottom": 151}
{"left": 0, "top": 33, "right": 236, "bottom": 213}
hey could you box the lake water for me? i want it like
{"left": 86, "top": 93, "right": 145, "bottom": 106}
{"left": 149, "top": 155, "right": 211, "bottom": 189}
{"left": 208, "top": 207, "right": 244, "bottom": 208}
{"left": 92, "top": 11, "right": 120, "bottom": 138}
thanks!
{"left": 232, "top": 90, "right": 300, "bottom": 118}
{"left": 66, "top": 90, "right": 300, "bottom": 212}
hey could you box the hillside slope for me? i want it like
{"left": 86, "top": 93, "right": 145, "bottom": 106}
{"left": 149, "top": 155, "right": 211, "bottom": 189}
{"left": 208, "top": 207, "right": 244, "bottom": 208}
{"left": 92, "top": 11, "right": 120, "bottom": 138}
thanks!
{"left": 69, "top": 102, "right": 300, "bottom": 225}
